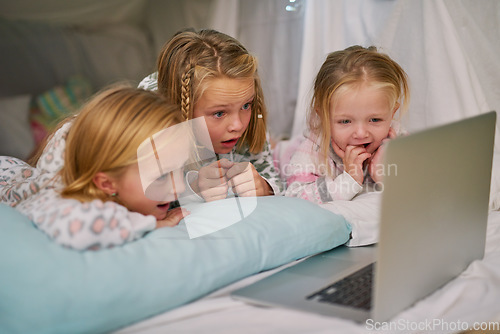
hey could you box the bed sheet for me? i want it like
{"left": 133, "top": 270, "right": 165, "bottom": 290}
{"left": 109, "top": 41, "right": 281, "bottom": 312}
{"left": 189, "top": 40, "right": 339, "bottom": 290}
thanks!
{"left": 116, "top": 198, "right": 500, "bottom": 334}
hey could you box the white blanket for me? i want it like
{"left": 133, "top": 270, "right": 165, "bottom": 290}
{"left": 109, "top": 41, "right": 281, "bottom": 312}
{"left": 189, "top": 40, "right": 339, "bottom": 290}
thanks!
{"left": 321, "top": 191, "right": 382, "bottom": 247}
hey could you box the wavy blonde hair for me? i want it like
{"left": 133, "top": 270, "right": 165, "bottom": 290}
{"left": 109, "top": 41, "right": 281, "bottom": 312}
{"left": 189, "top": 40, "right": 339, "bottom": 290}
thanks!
{"left": 58, "top": 86, "right": 184, "bottom": 202}
{"left": 156, "top": 29, "right": 267, "bottom": 154}
{"left": 309, "top": 45, "right": 410, "bottom": 175}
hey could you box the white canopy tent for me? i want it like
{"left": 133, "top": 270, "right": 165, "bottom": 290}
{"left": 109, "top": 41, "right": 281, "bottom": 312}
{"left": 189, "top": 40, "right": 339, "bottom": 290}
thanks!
{"left": 2, "top": 0, "right": 499, "bottom": 148}
{"left": 291, "top": 0, "right": 500, "bottom": 150}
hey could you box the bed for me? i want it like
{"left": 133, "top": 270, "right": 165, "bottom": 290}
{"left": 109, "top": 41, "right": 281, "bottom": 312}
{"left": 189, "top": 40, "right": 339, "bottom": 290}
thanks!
{"left": 2, "top": 1, "right": 500, "bottom": 333}
{"left": 3, "top": 190, "right": 500, "bottom": 334}
{"left": 118, "top": 207, "right": 500, "bottom": 334}
{"left": 118, "top": 173, "right": 500, "bottom": 334}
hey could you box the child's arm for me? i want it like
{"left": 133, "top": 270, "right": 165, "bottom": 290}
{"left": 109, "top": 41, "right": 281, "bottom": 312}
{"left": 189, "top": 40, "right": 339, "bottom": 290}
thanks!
{"left": 284, "top": 137, "right": 363, "bottom": 204}
{"left": 17, "top": 189, "right": 156, "bottom": 251}
{"left": 285, "top": 170, "right": 362, "bottom": 204}
{"left": 367, "top": 127, "right": 397, "bottom": 184}
{"left": 1, "top": 157, "right": 156, "bottom": 251}
{"left": 1, "top": 157, "right": 52, "bottom": 207}
{"left": 331, "top": 141, "right": 371, "bottom": 185}
{"left": 184, "top": 135, "right": 282, "bottom": 201}
{"left": 157, "top": 206, "right": 189, "bottom": 227}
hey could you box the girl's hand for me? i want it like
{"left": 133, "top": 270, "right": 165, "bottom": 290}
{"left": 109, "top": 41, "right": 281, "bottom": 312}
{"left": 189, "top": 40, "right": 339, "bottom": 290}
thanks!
{"left": 193, "top": 158, "right": 235, "bottom": 202}
{"left": 226, "top": 162, "right": 273, "bottom": 197}
{"left": 367, "top": 147, "right": 385, "bottom": 184}
{"left": 332, "top": 140, "right": 371, "bottom": 185}
{"left": 368, "top": 127, "right": 397, "bottom": 184}
{"left": 156, "top": 207, "right": 190, "bottom": 228}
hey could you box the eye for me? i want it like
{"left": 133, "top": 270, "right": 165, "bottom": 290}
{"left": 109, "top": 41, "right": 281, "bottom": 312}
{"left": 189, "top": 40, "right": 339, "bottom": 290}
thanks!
{"left": 242, "top": 102, "right": 252, "bottom": 111}
{"left": 370, "top": 118, "right": 383, "bottom": 123}
{"left": 338, "top": 119, "right": 350, "bottom": 124}
{"left": 213, "top": 111, "right": 225, "bottom": 118}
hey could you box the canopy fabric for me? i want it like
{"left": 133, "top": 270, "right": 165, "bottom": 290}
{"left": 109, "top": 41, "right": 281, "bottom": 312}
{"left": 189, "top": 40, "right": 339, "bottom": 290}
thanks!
{"left": 1, "top": 0, "right": 499, "bottom": 150}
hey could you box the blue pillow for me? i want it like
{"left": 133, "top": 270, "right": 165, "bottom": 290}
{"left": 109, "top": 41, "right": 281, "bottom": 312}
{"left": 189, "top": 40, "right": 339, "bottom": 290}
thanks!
{"left": 0, "top": 196, "right": 351, "bottom": 334}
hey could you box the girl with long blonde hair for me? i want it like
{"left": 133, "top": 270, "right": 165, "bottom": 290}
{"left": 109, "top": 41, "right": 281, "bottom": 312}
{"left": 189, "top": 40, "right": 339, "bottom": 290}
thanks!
{"left": 1, "top": 86, "right": 190, "bottom": 250}
{"left": 139, "top": 29, "right": 282, "bottom": 201}
{"left": 285, "top": 45, "right": 410, "bottom": 203}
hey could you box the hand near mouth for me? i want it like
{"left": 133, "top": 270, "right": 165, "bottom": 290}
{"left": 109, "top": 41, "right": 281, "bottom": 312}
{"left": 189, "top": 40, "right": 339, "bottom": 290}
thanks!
{"left": 332, "top": 140, "right": 371, "bottom": 185}
{"left": 193, "top": 158, "right": 234, "bottom": 202}
{"left": 367, "top": 127, "right": 397, "bottom": 184}
{"left": 156, "top": 207, "right": 190, "bottom": 228}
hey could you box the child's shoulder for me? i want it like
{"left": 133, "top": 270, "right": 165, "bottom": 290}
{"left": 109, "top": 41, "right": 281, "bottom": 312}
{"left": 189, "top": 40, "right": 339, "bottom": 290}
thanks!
{"left": 138, "top": 72, "right": 158, "bottom": 91}
{"left": 296, "top": 131, "right": 322, "bottom": 153}
{"left": 0, "top": 157, "right": 55, "bottom": 207}
{"left": 37, "top": 122, "right": 72, "bottom": 174}
{"left": 289, "top": 132, "right": 342, "bottom": 167}
{"left": 286, "top": 133, "right": 320, "bottom": 163}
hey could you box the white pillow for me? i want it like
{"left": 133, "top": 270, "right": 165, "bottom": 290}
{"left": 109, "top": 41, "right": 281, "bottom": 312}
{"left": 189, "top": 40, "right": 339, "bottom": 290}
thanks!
{"left": 0, "top": 95, "right": 35, "bottom": 160}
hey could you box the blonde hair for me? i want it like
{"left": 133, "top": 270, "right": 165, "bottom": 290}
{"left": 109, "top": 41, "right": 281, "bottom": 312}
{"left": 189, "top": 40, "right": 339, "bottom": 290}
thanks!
{"left": 309, "top": 45, "right": 410, "bottom": 174}
{"left": 59, "top": 86, "right": 184, "bottom": 202}
{"left": 156, "top": 28, "right": 267, "bottom": 154}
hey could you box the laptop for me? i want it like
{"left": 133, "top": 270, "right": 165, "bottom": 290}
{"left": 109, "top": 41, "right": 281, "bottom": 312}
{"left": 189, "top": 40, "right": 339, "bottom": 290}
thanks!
{"left": 232, "top": 111, "right": 496, "bottom": 322}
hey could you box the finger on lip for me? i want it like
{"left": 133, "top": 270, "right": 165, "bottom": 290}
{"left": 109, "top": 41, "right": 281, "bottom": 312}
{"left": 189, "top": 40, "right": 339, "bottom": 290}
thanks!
{"left": 358, "top": 143, "right": 373, "bottom": 152}
{"left": 347, "top": 144, "right": 370, "bottom": 152}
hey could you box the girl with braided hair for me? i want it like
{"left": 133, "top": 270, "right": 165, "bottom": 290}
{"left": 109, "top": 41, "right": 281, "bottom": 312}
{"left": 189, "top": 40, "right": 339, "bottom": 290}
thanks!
{"left": 139, "top": 29, "right": 282, "bottom": 202}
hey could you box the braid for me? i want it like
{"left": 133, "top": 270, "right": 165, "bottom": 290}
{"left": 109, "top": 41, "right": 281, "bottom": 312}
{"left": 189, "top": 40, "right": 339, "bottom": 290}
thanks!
{"left": 181, "top": 64, "right": 194, "bottom": 120}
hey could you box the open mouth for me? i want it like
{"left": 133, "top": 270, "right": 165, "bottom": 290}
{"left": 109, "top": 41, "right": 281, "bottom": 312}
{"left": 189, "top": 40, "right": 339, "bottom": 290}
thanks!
{"left": 157, "top": 203, "right": 170, "bottom": 210}
{"left": 221, "top": 138, "right": 239, "bottom": 147}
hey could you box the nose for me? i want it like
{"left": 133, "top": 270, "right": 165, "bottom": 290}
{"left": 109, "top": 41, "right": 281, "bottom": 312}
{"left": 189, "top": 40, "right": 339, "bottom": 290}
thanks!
{"left": 353, "top": 123, "right": 369, "bottom": 139}
{"left": 228, "top": 113, "right": 244, "bottom": 132}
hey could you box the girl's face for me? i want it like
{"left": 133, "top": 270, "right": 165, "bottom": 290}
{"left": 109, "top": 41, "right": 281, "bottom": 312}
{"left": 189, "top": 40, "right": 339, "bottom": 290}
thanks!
{"left": 111, "top": 135, "right": 190, "bottom": 220}
{"left": 329, "top": 83, "right": 396, "bottom": 154}
{"left": 193, "top": 77, "right": 255, "bottom": 154}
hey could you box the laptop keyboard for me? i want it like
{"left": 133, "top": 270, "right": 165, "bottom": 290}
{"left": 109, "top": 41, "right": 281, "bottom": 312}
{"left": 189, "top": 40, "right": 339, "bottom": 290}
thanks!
{"left": 306, "top": 263, "right": 374, "bottom": 311}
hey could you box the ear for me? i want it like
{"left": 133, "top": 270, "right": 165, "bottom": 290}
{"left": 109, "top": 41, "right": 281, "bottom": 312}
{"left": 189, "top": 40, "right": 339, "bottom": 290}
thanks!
{"left": 93, "top": 172, "right": 117, "bottom": 196}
